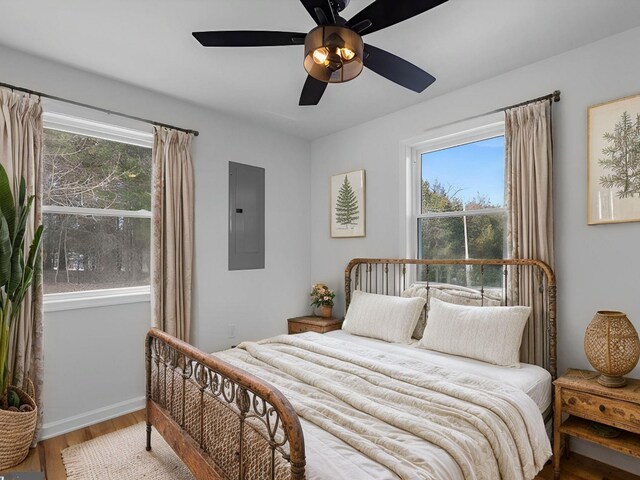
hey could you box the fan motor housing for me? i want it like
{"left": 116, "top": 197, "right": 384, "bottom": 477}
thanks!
{"left": 331, "top": 0, "right": 350, "bottom": 13}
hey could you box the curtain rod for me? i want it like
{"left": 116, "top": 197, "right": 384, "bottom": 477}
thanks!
{"left": 425, "top": 90, "right": 561, "bottom": 132}
{"left": 0, "top": 81, "right": 199, "bottom": 137}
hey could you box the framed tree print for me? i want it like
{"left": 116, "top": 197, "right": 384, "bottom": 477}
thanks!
{"left": 330, "top": 169, "right": 365, "bottom": 238}
{"left": 588, "top": 93, "right": 640, "bottom": 224}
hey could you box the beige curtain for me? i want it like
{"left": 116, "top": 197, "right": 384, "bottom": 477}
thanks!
{"left": 0, "top": 87, "right": 44, "bottom": 440}
{"left": 151, "top": 127, "right": 194, "bottom": 342}
{"left": 505, "top": 99, "right": 554, "bottom": 367}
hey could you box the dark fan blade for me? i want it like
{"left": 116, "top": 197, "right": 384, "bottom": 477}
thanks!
{"left": 299, "top": 75, "right": 329, "bottom": 106}
{"left": 193, "top": 31, "right": 307, "bottom": 47}
{"left": 364, "top": 44, "right": 435, "bottom": 93}
{"left": 299, "top": 0, "right": 335, "bottom": 25}
{"left": 347, "top": 0, "right": 448, "bottom": 35}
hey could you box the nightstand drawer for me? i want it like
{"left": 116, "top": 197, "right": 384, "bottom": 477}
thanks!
{"left": 289, "top": 323, "right": 314, "bottom": 334}
{"left": 287, "top": 316, "right": 343, "bottom": 335}
{"left": 561, "top": 388, "right": 640, "bottom": 432}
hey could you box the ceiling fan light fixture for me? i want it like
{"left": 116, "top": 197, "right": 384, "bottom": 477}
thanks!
{"left": 304, "top": 25, "right": 363, "bottom": 83}
{"left": 312, "top": 47, "right": 329, "bottom": 65}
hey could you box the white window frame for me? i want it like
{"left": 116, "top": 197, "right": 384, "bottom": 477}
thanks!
{"left": 42, "top": 110, "right": 153, "bottom": 311}
{"left": 406, "top": 120, "right": 506, "bottom": 264}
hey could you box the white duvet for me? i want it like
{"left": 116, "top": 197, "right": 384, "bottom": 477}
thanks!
{"left": 327, "top": 330, "right": 552, "bottom": 414}
{"left": 216, "top": 331, "right": 552, "bottom": 480}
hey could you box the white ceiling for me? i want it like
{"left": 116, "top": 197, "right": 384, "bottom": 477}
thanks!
{"left": 2, "top": 0, "right": 640, "bottom": 139}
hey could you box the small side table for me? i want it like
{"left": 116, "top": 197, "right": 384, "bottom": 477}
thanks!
{"left": 553, "top": 368, "right": 640, "bottom": 478}
{"left": 287, "top": 316, "right": 343, "bottom": 335}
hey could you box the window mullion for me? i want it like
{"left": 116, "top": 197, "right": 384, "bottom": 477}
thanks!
{"left": 43, "top": 205, "right": 152, "bottom": 218}
{"left": 418, "top": 207, "right": 507, "bottom": 220}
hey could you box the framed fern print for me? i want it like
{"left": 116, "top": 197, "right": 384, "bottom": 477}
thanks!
{"left": 330, "top": 169, "right": 365, "bottom": 238}
{"left": 588, "top": 93, "right": 640, "bottom": 224}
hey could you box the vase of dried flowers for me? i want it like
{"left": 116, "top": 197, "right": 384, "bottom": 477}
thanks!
{"left": 310, "top": 283, "right": 335, "bottom": 318}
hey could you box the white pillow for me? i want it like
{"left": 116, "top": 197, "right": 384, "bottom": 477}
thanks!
{"left": 419, "top": 297, "right": 531, "bottom": 367}
{"left": 401, "top": 284, "right": 502, "bottom": 340}
{"left": 343, "top": 290, "right": 426, "bottom": 344}
{"left": 400, "top": 285, "right": 430, "bottom": 339}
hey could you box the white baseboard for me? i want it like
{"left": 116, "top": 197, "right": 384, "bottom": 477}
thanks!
{"left": 40, "top": 396, "right": 146, "bottom": 440}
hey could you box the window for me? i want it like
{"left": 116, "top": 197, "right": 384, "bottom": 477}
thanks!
{"left": 42, "top": 113, "right": 153, "bottom": 301}
{"left": 410, "top": 122, "right": 506, "bottom": 287}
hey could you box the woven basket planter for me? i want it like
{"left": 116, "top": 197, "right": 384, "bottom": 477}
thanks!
{"left": 0, "top": 382, "right": 37, "bottom": 470}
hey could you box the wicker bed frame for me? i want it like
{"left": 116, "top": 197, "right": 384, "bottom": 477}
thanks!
{"left": 145, "top": 258, "right": 557, "bottom": 480}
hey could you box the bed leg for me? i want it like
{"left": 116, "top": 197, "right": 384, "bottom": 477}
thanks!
{"left": 146, "top": 422, "right": 152, "bottom": 451}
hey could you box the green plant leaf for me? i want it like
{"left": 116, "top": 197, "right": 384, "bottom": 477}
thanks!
{"left": 18, "top": 178, "right": 26, "bottom": 209}
{"left": 7, "top": 195, "right": 35, "bottom": 297}
{"left": 13, "top": 225, "right": 44, "bottom": 307}
{"left": 33, "top": 241, "right": 42, "bottom": 277}
{"left": 12, "top": 267, "right": 33, "bottom": 311}
{"left": 26, "top": 225, "right": 43, "bottom": 271}
{"left": 7, "top": 248, "right": 23, "bottom": 298}
{"left": 7, "top": 388, "right": 20, "bottom": 408}
{"left": 13, "top": 179, "right": 26, "bottom": 246}
{"left": 0, "top": 165, "right": 15, "bottom": 242}
{"left": 12, "top": 195, "right": 33, "bottom": 251}
{"left": 0, "top": 215, "right": 11, "bottom": 288}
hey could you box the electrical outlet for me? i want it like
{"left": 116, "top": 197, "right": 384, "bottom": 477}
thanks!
{"left": 227, "top": 324, "right": 236, "bottom": 339}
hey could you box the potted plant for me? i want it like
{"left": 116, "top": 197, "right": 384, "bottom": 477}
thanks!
{"left": 0, "top": 163, "right": 43, "bottom": 470}
{"left": 310, "top": 283, "right": 335, "bottom": 318}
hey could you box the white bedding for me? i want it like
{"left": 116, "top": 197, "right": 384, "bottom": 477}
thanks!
{"left": 217, "top": 330, "right": 552, "bottom": 480}
{"left": 301, "top": 331, "right": 551, "bottom": 480}
{"left": 326, "top": 330, "right": 552, "bottom": 414}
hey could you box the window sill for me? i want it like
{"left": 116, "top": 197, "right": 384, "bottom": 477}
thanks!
{"left": 44, "top": 286, "right": 151, "bottom": 312}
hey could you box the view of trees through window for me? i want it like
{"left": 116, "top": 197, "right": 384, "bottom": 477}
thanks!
{"left": 42, "top": 129, "right": 152, "bottom": 294}
{"left": 418, "top": 136, "right": 506, "bottom": 287}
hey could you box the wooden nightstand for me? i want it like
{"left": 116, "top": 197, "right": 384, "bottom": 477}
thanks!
{"left": 553, "top": 369, "right": 640, "bottom": 478}
{"left": 287, "top": 316, "right": 343, "bottom": 334}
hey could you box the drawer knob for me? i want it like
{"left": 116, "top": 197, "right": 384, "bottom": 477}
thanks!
{"left": 599, "top": 404, "right": 606, "bottom": 412}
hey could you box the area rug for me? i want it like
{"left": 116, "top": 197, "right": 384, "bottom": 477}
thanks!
{"left": 61, "top": 422, "right": 194, "bottom": 480}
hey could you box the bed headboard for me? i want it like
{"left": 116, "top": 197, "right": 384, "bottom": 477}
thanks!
{"left": 344, "top": 258, "right": 557, "bottom": 380}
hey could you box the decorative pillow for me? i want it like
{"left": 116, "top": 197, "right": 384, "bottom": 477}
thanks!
{"left": 343, "top": 290, "right": 426, "bottom": 344}
{"left": 400, "top": 285, "right": 430, "bottom": 339}
{"left": 418, "top": 297, "right": 531, "bottom": 367}
{"left": 401, "top": 283, "right": 502, "bottom": 340}
{"left": 432, "top": 285, "right": 502, "bottom": 306}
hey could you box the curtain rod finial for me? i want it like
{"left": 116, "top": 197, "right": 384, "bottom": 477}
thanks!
{"left": 552, "top": 90, "right": 561, "bottom": 103}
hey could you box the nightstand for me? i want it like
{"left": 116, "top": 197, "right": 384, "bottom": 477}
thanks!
{"left": 553, "top": 369, "right": 640, "bottom": 478}
{"left": 287, "top": 316, "right": 343, "bottom": 334}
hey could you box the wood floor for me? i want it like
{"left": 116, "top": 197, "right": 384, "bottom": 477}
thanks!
{"left": 5, "top": 409, "right": 640, "bottom": 479}
{"left": 7, "top": 409, "right": 146, "bottom": 479}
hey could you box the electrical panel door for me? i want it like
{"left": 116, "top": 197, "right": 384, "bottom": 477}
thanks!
{"left": 228, "top": 162, "right": 265, "bottom": 270}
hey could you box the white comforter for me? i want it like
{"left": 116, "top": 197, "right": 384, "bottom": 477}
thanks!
{"left": 217, "top": 332, "right": 551, "bottom": 480}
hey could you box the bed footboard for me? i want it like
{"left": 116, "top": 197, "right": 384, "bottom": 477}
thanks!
{"left": 145, "top": 328, "right": 306, "bottom": 480}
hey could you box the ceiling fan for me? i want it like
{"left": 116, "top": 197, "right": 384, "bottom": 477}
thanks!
{"left": 193, "top": 0, "right": 448, "bottom": 106}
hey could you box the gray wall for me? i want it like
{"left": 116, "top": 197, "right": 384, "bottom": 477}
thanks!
{"left": 310, "top": 26, "right": 640, "bottom": 473}
{"left": 1, "top": 44, "right": 312, "bottom": 437}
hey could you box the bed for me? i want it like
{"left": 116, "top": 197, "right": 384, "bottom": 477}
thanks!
{"left": 145, "top": 258, "right": 557, "bottom": 480}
